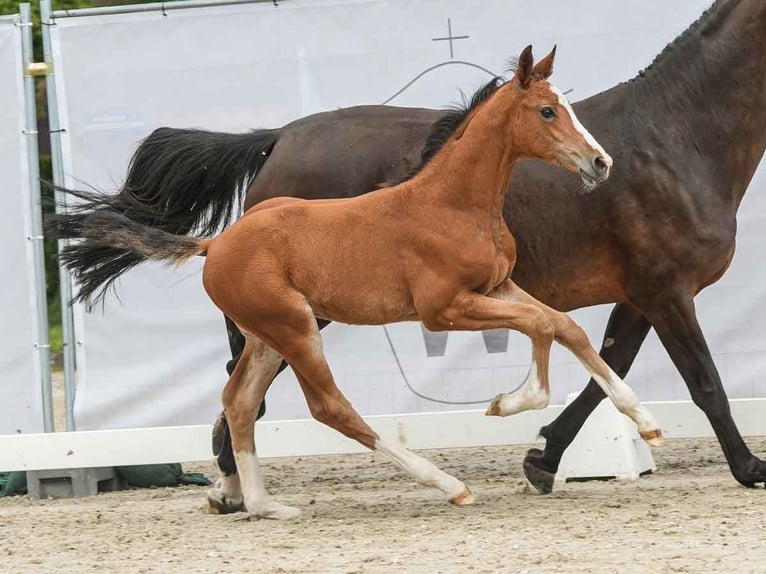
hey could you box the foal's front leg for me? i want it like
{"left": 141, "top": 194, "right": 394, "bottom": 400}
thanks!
{"left": 424, "top": 290, "right": 557, "bottom": 415}
{"left": 488, "top": 280, "right": 663, "bottom": 446}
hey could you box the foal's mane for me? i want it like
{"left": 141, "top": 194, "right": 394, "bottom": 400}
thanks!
{"left": 386, "top": 76, "right": 505, "bottom": 186}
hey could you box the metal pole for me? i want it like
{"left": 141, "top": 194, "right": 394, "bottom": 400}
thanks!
{"left": 41, "top": 0, "right": 77, "bottom": 432}
{"left": 52, "top": 0, "right": 275, "bottom": 19}
{"left": 19, "top": 4, "right": 55, "bottom": 433}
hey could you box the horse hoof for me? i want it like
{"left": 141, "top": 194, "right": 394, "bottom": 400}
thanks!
{"left": 523, "top": 448, "right": 555, "bottom": 495}
{"left": 449, "top": 488, "right": 475, "bottom": 506}
{"left": 486, "top": 393, "right": 547, "bottom": 417}
{"left": 485, "top": 395, "right": 504, "bottom": 417}
{"left": 207, "top": 490, "right": 245, "bottom": 515}
{"left": 640, "top": 429, "right": 664, "bottom": 447}
{"left": 249, "top": 500, "right": 302, "bottom": 520}
{"left": 211, "top": 412, "right": 227, "bottom": 456}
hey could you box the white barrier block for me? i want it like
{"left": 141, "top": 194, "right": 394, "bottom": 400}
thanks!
{"left": 556, "top": 391, "right": 656, "bottom": 483}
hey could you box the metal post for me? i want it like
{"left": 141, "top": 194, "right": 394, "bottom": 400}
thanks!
{"left": 40, "top": 0, "right": 77, "bottom": 432}
{"left": 19, "top": 4, "right": 55, "bottom": 433}
{"left": 52, "top": 0, "right": 275, "bottom": 19}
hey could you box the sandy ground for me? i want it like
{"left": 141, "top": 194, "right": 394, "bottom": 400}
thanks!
{"left": 2, "top": 422, "right": 765, "bottom": 574}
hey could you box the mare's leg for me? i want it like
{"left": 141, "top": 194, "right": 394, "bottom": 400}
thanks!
{"left": 639, "top": 295, "right": 766, "bottom": 487}
{"left": 271, "top": 307, "right": 474, "bottom": 506}
{"left": 208, "top": 335, "right": 299, "bottom": 518}
{"left": 523, "top": 303, "right": 651, "bottom": 493}
{"left": 487, "top": 280, "right": 662, "bottom": 445}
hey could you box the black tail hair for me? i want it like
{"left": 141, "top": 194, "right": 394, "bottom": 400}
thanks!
{"left": 47, "top": 187, "right": 206, "bottom": 306}
{"left": 45, "top": 126, "right": 278, "bottom": 305}
{"left": 113, "top": 127, "right": 279, "bottom": 237}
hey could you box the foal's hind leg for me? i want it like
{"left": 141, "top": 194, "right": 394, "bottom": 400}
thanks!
{"left": 489, "top": 280, "right": 662, "bottom": 445}
{"left": 208, "top": 335, "right": 300, "bottom": 519}
{"left": 271, "top": 308, "right": 474, "bottom": 506}
{"left": 210, "top": 316, "right": 271, "bottom": 491}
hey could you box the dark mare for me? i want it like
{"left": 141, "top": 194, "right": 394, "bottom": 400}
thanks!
{"left": 54, "top": 0, "right": 765, "bottom": 493}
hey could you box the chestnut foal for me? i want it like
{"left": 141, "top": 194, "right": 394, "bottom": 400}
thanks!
{"left": 53, "top": 46, "right": 662, "bottom": 518}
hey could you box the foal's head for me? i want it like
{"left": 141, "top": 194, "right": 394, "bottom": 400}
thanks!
{"left": 506, "top": 45, "right": 612, "bottom": 190}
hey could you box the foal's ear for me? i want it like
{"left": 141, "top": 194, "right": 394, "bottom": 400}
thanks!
{"left": 515, "top": 45, "right": 534, "bottom": 89}
{"left": 533, "top": 45, "right": 556, "bottom": 79}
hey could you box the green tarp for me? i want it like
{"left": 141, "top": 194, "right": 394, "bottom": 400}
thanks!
{"left": 0, "top": 464, "right": 210, "bottom": 496}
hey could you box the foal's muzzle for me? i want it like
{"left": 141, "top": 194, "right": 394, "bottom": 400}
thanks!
{"left": 578, "top": 153, "right": 612, "bottom": 188}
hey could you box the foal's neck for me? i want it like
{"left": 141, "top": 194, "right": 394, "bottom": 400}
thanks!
{"left": 415, "top": 88, "right": 522, "bottom": 216}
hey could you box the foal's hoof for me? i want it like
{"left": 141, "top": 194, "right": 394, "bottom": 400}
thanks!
{"left": 486, "top": 392, "right": 547, "bottom": 417}
{"left": 248, "top": 500, "right": 302, "bottom": 520}
{"left": 485, "top": 395, "right": 505, "bottom": 417}
{"left": 449, "top": 488, "right": 476, "bottom": 506}
{"left": 207, "top": 489, "right": 246, "bottom": 515}
{"left": 523, "top": 448, "right": 555, "bottom": 495}
{"left": 640, "top": 429, "right": 664, "bottom": 447}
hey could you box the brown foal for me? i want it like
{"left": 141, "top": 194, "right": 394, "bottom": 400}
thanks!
{"left": 54, "top": 46, "right": 662, "bottom": 518}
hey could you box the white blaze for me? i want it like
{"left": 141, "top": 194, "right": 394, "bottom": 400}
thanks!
{"left": 550, "top": 84, "right": 612, "bottom": 166}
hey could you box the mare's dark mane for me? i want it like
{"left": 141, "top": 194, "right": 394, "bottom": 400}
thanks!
{"left": 387, "top": 76, "right": 504, "bottom": 186}
{"left": 632, "top": 0, "right": 725, "bottom": 81}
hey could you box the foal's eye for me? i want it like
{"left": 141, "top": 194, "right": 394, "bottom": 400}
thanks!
{"left": 540, "top": 107, "right": 556, "bottom": 119}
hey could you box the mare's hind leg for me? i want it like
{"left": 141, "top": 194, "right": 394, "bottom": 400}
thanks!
{"left": 489, "top": 280, "right": 662, "bottom": 446}
{"left": 270, "top": 306, "right": 474, "bottom": 505}
{"left": 208, "top": 335, "right": 299, "bottom": 519}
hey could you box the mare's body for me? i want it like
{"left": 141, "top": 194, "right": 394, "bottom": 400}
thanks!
{"left": 236, "top": 0, "right": 766, "bottom": 491}
{"left": 56, "top": 0, "right": 766, "bottom": 491}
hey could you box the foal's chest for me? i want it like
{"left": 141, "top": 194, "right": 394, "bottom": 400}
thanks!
{"left": 472, "top": 221, "right": 517, "bottom": 294}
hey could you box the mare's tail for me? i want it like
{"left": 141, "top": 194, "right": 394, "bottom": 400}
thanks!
{"left": 107, "top": 127, "right": 279, "bottom": 236}
{"left": 46, "top": 187, "right": 210, "bottom": 305}
{"left": 45, "top": 126, "right": 279, "bottom": 305}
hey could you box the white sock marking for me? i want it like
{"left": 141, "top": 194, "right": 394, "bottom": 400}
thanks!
{"left": 489, "top": 360, "right": 550, "bottom": 416}
{"left": 577, "top": 360, "right": 659, "bottom": 434}
{"left": 233, "top": 450, "right": 270, "bottom": 509}
{"left": 375, "top": 436, "right": 467, "bottom": 499}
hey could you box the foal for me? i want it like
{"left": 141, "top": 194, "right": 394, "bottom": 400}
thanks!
{"left": 53, "top": 46, "right": 661, "bottom": 518}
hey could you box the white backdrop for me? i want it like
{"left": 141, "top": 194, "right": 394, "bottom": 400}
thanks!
{"left": 0, "top": 16, "right": 45, "bottom": 434}
{"left": 50, "top": 0, "right": 764, "bottom": 431}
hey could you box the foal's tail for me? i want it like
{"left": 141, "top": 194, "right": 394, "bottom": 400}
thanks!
{"left": 46, "top": 187, "right": 210, "bottom": 306}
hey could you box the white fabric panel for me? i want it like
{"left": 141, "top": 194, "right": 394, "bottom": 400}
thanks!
{"left": 50, "top": 0, "right": 763, "bottom": 431}
{"left": 0, "top": 18, "right": 45, "bottom": 434}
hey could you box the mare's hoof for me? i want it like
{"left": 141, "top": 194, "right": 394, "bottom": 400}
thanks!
{"left": 733, "top": 458, "right": 766, "bottom": 488}
{"left": 211, "top": 413, "right": 227, "bottom": 456}
{"left": 640, "top": 429, "right": 664, "bottom": 447}
{"left": 449, "top": 488, "right": 476, "bottom": 506}
{"left": 523, "top": 448, "right": 555, "bottom": 495}
{"left": 207, "top": 490, "right": 245, "bottom": 515}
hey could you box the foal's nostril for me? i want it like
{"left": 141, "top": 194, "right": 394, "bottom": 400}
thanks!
{"left": 593, "top": 156, "right": 609, "bottom": 175}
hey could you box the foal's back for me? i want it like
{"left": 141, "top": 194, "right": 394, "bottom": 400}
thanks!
{"left": 203, "top": 188, "right": 424, "bottom": 326}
